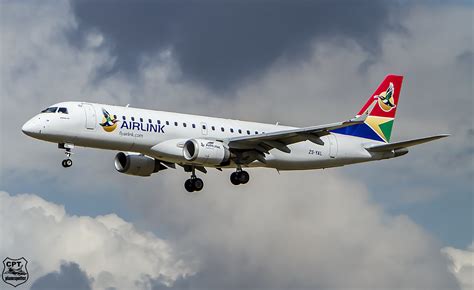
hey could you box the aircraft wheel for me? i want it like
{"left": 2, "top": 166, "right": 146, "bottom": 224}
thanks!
{"left": 230, "top": 172, "right": 241, "bottom": 185}
{"left": 62, "top": 159, "right": 72, "bottom": 168}
{"left": 184, "top": 179, "right": 194, "bottom": 192}
{"left": 193, "top": 178, "right": 204, "bottom": 191}
{"left": 239, "top": 171, "right": 250, "bottom": 184}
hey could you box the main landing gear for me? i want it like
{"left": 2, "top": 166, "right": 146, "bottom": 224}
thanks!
{"left": 184, "top": 167, "right": 204, "bottom": 192}
{"left": 59, "top": 143, "right": 74, "bottom": 168}
{"left": 230, "top": 170, "right": 250, "bottom": 185}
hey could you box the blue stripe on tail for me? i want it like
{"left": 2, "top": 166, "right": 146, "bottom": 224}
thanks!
{"left": 331, "top": 123, "right": 384, "bottom": 142}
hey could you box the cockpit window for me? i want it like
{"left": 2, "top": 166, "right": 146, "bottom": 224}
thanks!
{"left": 41, "top": 107, "right": 58, "bottom": 113}
{"left": 58, "top": 107, "right": 68, "bottom": 114}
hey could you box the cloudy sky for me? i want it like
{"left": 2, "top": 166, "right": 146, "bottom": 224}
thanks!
{"left": 0, "top": 0, "right": 472, "bottom": 289}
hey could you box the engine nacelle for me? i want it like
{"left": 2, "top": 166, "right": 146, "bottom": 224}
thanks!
{"left": 183, "top": 139, "right": 230, "bottom": 166}
{"left": 114, "top": 152, "right": 162, "bottom": 177}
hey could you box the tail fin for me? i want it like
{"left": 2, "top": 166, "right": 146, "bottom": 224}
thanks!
{"left": 332, "top": 75, "right": 403, "bottom": 143}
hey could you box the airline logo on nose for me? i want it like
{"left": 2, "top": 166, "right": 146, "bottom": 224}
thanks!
{"left": 99, "top": 108, "right": 119, "bottom": 132}
{"left": 374, "top": 82, "right": 396, "bottom": 112}
{"left": 99, "top": 108, "right": 166, "bottom": 134}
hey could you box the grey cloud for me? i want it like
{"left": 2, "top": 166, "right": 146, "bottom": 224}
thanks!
{"left": 456, "top": 50, "right": 473, "bottom": 75}
{"left": 71, "top": 0, "right": 401, "bottom": 92}
{"left": 31, "top": 262, "right": 92, "bottom": 290}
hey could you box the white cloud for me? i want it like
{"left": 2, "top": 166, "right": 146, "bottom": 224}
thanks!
{"left": 0, "top": 191, "right": 194, "bottom": 290}
{"left": 443, "top": 243, "right": 474, "bottom": 290}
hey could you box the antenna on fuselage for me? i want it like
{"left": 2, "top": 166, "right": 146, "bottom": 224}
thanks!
{"left": 126, "top": 104, "right": 130, "bottom": 107}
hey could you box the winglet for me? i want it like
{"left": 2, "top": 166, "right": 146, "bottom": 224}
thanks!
{"left": 352, "top": 111, "right": 368, "bottom": 122}
{"left": 345, "top": 109, "right": 369, "bottom": 124}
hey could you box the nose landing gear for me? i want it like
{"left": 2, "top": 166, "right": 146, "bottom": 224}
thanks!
{"left": 62, "top": 158, "right": 73, "bottom": 168}
{"left": 230, "top": 170, "right": 250, "bottom": 185}
{"left": 59, "top": 143, "right": 74, "bottom": 168}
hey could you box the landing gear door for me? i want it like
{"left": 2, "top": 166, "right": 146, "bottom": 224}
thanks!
{"left": 328, "top": 134, "right": 338, "bottom": 158}
{"left": 83, "top": 104, "right": 96, "bottom": 130}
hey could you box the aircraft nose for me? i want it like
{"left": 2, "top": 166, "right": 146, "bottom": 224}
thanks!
{"left": 22, "top": 119, "right": 39, "bottom": 137}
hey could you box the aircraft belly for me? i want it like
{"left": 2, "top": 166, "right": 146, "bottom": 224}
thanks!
{"left": 263, "top": 141, "right": 333, "bottom": 170}
{"left": 72, "top": 136, "right": 133, "bottom": 151}
{"left": 263, "top": 136, "right": 373, "bottom": 170}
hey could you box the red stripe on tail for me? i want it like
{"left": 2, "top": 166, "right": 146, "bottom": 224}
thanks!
{"left": 357, "top": 75, "right": 403, "bottom": 118}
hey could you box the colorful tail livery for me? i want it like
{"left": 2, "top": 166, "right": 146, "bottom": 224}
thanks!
{"left": 332, "top": 75, "right": 403, "bottom": 142}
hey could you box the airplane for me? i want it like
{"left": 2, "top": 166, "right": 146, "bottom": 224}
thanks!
{"left": 21, "top": 75, "right": 448, "bottom": 192}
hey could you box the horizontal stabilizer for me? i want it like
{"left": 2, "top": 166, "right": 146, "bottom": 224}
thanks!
{"left": 365, "top": 134, "right": 449, "bottom": 152}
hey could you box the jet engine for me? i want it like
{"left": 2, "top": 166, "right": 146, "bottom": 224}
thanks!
{"left": 183, "top": 139, "right": 230, "bottom": 166}
{"left": 114, "top": 152, "right": 164, "bottom": 177}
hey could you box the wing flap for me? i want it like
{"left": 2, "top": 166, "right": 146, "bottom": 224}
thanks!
{"left": 365, "top": 134, "right": 449, "bottom": 152}
{"left": 262, "top": 140, "right": 291, "bottom": 153}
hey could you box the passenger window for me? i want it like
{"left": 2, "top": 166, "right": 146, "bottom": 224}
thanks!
{"left": 140, "top": 118, "right": 143, "bottom": 122}
{"left": 230, "top": 128, "right": 234, "bottom": 133}
{"left": 174, "top": 122, "right": 178, "bottom": 126}
{"left": 192, "top": 124, "right": 196, "bottom": 128}
{"left": 166, "top": 121, "right": 169, "bottom": 125}
{"left": 211, "top": 126, "right": 215, "bottom": 131}
{"left": 148, "top": 119, "right": 152, "bottom": 123}
{"left": 41, "top": 107, "right": 58, "bottom": 113}
{"left": 58, "top": 107, "right": 68, "bottom": 114}
{"left": 247, "top": 130, "right": 251, "bottom": 135}
{"left": 221, "top": 127, "right": 225, "bottom": 132}
{"left": 255, "top": 131, "right": 258, "bottom": 134}
{"left": 238, "top": 129, "right": 242, "bottom": 134}
{"left": 122, "top": 116, "right": 126, "bottom": 120}
{"left": 157, "top": 120, "right": 161, "bottom": 124}
{"left": 113, "top": 115, "right": 117, "bottom": 119}
{"left": 183, "top": 123, "right": 187, "bottom": 127}
{"left": 202, "top": 125, "right": 206, "bottom": 129}
{"left": 131, "top": 117, "right": 135, "bottom": 121}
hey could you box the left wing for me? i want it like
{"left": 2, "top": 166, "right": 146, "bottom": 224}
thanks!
{"left": 224, "top": 113, "right": 368, "bottom": 157}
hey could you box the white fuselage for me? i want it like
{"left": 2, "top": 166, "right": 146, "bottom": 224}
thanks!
{"left": 22, "top": 101, "right": 387, "bottom": 170}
